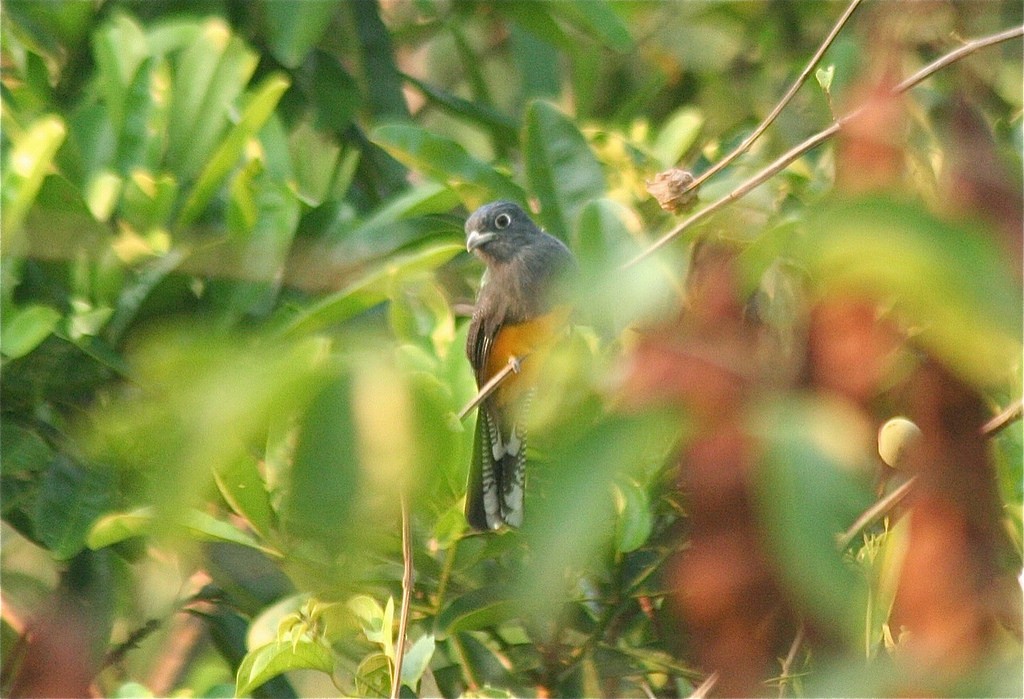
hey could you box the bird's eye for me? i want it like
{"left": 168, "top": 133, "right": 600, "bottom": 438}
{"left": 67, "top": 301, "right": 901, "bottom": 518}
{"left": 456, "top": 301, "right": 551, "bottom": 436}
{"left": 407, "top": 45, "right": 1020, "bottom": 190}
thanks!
{"left": 494, "top": 213, "right": 511, "bottom": 230}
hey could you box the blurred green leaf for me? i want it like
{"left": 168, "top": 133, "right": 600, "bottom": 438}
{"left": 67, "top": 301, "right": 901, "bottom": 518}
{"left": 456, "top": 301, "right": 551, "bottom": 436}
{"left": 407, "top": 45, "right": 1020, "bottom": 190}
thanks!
{"left": 651, "top": 107, "right": 704, "bottom": 168}
{"left": 373, "top": 123, "right": 526, "bottom": 208}
{"left": 235, "top": 638, "right": 333, "bottom": 697}
{"left": 749, "top": 396, "right": 874, "bottom": 642}
{"left": 86, "top": 506, "right": 274, "bottom": 554}
{"left": 283, "top": 375, "right": 360, "bottom": 554}
{"left": 551, "top": 0, "right": 633, "bottom": 53}
{"left": 278, "top": 241, "right": 464, "bottom": 338}
{"left": 524, "top": 100, "right": 606, "bottom": 242}
{"left": 801, "top": 196, "right": 1023, "bottom": 387}
{"left": 1, "top": 304, "right": 62, "bottom": 359}
{"left": 262, "top": 0, "right": 339, "bottom": 69}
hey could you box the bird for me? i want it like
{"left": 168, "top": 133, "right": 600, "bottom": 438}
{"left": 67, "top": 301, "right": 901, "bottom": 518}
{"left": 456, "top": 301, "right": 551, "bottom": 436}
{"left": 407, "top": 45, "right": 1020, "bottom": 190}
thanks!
{"left": 463, "top": 201, "right": 576, "bottom": 531}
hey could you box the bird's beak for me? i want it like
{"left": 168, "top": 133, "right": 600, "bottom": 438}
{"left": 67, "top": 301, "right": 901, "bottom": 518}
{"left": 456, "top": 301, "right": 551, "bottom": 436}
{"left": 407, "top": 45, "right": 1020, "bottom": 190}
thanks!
{"left": 466, "top": 230, "right": 496, "bottom": 252}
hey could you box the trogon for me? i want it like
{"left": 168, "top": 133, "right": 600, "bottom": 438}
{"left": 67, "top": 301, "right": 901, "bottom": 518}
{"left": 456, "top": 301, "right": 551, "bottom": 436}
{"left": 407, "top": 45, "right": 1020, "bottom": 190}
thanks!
{"left": 464, "top": 201, "right": 576, "bottom": 530}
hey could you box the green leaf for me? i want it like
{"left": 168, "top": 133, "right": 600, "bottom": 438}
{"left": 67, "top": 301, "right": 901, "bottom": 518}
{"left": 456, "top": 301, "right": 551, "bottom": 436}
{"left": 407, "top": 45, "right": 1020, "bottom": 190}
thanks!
{"left": 235, "top": 638, "right": 333, "bottom": 697}
{"left": 748, "top": 396, "right": 874, "bottom": 641}
{"left": 351, "top": 0, "right": 407, "bottom": 121}
{"left": 652, "top": 107, "right": 704, "bottom": 168}
{"left": 1, "top": 114, "right": 66, "bottom": 241}
{"left": 168, "top": 21, "right": 259, "bottom": 180}
{"left": 353, "top": 651, "right": 392, "bottom": 698}
{"left": 1, "top": 304, "right": 61, "bottom": 359}
{"left": 0, "top": 422, "right": 54, "bottom": 475}
{"left": 551, "top": 0, "right": 633, "bottom": 53}
{"left": 278, "top": 242, "right": 464, "bottom": 338}
{"left": 372, "top": 123, "right": 526, "bottom": 209}
{"left": 178, "top": 72, "right": 291, "bottom": 225}
{"left": 400, "top": 634, "right": 436, "bottom": 690}
{"left": 263, "top": 0, "right": 339, "bottom": 69}
{"left": 247, "top": 593, "right": 310, "bottom": 650}
{"left": 815, "top": 65, "right": 835, "bottom": 94}
{"left": 86, "top": 508, "right": 154, "bottom": 549}
{"left": 213, "top": 455, "right": 275, "bottom": 539}
{"left": 801, "top": 196, "right": 1023, "bottom": 387}
{"left": 612, "top": 478, "right": 653, "bottom": 553}
{"left": 524, "top": 100, "right": 606, "bottom": 243}
{"left": 435, "top": 585, "right": 518, "bottom": 639}
{"left": 86, "top": 506, "right": 273, "bottom": 554}
{"left": 402, "top": 73, "right": 519, "bottom": 148}
{"left": 34, "top": 456, "right": 114, "bottom": 560}
{"left": 283, "top": 376, "right": 360, "bottom": 554}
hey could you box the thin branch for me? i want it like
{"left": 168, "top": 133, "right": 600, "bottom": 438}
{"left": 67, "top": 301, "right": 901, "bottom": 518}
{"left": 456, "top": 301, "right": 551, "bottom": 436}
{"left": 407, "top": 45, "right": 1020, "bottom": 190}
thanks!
{"left": 777, "top": 623, "right": 806, "bottom": 698}
{"left": 391, "top": 493, "right": 414, "bottom": 699}
{"left": 837, "top": 476, "right": 917, "bottom": 550}
{"left": 683, "top": 0, "right": 863, "bottom": 195}
{"left": 981, "top": 397, "right": 1023, "bottom": 437}
{"left": 457, "top": 354, "right": 528, "bottom": 420}
{"left": 626, "top": 24, "right": 1024, "bottom": 269}
{"left": 689, "top": 671, "right": 719, "bottom": 699}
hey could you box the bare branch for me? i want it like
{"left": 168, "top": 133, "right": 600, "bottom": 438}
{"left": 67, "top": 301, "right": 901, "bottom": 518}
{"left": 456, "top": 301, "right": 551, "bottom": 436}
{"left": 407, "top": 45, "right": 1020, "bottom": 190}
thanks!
{"left": 683, "top": 0, "right": 864, "bottom": 195}
{"left": 457, "top": 354, "right": 528, "bottom": 420}
{"left": 981, "top": 397, "right": 1023, "bottom": 437}
{"left": 837, "top": 476, "right": 917, "bottom": 550}
{"left": 626, "top": 24, "right": 1024, "bottom": 269}
{"left": 777, "top": 623, "right": 806, "bottom": 698}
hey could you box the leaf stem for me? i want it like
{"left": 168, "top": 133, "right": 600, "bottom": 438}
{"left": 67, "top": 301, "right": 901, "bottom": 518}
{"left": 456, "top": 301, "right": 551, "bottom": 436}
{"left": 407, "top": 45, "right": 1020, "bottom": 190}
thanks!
{"left": 391, "top": 493, "right": 414, "bottom": 699}
{"left": 626, "top": 24, "right": 1024, "bottom": 268}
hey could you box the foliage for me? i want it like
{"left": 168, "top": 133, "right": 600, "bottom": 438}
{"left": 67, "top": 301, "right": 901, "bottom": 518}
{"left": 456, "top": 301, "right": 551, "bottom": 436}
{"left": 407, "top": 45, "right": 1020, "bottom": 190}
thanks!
{"left": 1, "top": 1, "right": 1021, "bottom": 698}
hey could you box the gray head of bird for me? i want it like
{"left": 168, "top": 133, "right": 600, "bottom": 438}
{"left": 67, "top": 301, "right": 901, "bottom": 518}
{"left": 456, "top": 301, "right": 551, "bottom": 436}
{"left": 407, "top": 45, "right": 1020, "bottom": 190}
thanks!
{"left": 465, "top": 201, "right": 540, "bottom": 264}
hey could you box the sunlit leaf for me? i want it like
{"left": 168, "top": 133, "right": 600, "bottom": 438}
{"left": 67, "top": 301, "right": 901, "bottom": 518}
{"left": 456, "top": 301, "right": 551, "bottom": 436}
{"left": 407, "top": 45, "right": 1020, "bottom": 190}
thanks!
{"left": 235, "top": 638, "right": 333, "bottom": 697}
{"left": 178, "top": 72, "right": 291, "bottom": 225}
{"left": 749, "top": 396, "right": 874, "bottom": 642}
{"left": 651, "top": 107, "right": 704, "bottom": 168}
{"left": 1, "top": 114, "right": 66, "bottom": 242}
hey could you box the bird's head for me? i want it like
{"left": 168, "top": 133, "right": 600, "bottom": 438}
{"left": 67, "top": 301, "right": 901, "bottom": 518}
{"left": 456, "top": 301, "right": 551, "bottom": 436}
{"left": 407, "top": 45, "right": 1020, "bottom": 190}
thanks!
{"left": 465, "top": 201, "right": 540, "bottom": 264}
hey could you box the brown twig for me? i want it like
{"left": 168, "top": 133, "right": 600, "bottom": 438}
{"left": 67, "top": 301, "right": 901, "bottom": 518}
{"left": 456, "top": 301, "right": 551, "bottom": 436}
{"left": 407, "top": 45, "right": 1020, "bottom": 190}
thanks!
{"left": 457, "top": 354, "right": 528, "bottom": 420}
{"left": 391, "top": 492, "right": 414, "bottom": 699}
{"left": 776, "top": 622, "right": 806, "bottom": 698}
{"left": 689, "top": 671, "right": 719, "bottom": 699}
{"left": 682, "top": 0, "right": 863, "bottom": 196}
{"left": 981, "top": 397, "right": 1023, "bottom": 437}
{"left": 626, "top": 24, "right": 1024, "bottom": 268}
{"left": 837, "top": 476, "right": 917, "bottom": 550}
